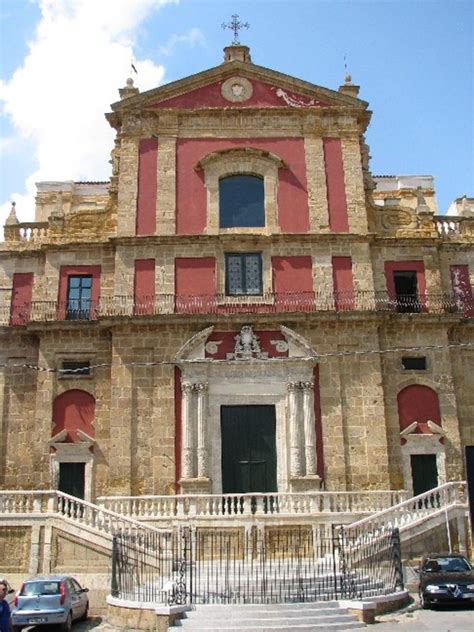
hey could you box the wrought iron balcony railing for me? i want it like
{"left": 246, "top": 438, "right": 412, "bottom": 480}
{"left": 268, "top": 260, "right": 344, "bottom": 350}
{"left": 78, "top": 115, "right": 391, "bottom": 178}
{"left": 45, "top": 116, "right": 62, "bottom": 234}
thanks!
{"left": 2, "top": 290, "right": 472, "bottom": 326}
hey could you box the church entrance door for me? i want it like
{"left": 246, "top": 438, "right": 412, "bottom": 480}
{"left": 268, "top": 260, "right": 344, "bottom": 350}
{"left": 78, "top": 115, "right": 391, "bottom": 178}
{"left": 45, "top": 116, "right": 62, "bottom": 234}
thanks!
{"left": 58, "top": 462, "right": 85, "bottom": 499}
{"left": 221, "top": 405, "right": 277, "bottom": 493}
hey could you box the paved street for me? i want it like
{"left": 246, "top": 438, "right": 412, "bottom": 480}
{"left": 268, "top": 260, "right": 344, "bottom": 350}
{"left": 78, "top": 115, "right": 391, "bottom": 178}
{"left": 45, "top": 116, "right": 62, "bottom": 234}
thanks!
{"left": 19, "top": 602, "right": 474, "bottom": 631}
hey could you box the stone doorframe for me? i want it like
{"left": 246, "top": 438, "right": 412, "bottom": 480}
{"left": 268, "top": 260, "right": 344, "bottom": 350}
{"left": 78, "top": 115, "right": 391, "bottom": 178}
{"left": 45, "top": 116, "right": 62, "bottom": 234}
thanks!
{"left": 49, "top": 429, "right": 95, "bottom": 502}
{"left": 175, "top": 325, "right": 322, "bottom": 495}
{"left": 400, "top": 423, "right": 447, "bottom": 496}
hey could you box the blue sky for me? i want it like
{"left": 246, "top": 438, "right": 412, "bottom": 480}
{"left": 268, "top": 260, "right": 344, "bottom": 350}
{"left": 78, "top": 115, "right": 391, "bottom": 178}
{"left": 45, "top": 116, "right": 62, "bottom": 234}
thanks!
{"left": 0, "top": 0, "right": 472, "bottom": 228}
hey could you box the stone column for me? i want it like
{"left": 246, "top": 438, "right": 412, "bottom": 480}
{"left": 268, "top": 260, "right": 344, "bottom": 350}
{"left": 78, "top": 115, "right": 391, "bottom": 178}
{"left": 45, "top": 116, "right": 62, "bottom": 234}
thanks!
{"left": 288, "top": 381, "right": 303, "bottom": 477}
{"left": 196, "top": 383, "right": 209, "bottom": 478}
{"left": 181, "top": 382, "right": 195, "bottom": 479}
{"left": 302, "top": 380, "right": 317, "bottom": 476}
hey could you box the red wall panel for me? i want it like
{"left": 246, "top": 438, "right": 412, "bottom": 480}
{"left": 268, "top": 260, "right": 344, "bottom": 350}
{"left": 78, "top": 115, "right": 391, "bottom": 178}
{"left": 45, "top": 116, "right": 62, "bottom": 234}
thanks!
{"left": 58, "top": 265, "right": 101, "bottom": 320}
{"left": 10, "top": 272, "right": 34, "bottom": 325}
{"left": 136, "top": 138, "right": 158, "bottom": 236}
{"left": 152, "top": 79, "right": 329, "bottom": 109}
{"left": 332, "top": 256, "right": 355, "bottom": 311}
{"left": 52, "top": 389, "right": 95, "bottom": 442}
{"left": 134, "top": 259, "right": 155, "bottom": 315}
{"left": 175, "top": 257, "right": 216, "bottom": 313}
{"left": 272, "top": 256, "right": 314, "bottom": 311}
{"left": 397, "top": 385, "right": 442, "bottom": 435}
{"left": 323, "top": 138, "right": 349, "bottom": 233}
{"left": 176, "top": 138, "right": 309, "bottom": 234}
{"left": 450, "top": 264, "right": 473, "bottom": 317}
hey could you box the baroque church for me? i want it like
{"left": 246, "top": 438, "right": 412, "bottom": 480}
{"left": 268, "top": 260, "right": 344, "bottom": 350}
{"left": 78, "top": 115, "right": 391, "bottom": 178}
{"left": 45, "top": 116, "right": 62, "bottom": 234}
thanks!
{"left": 1, "top": 39, "right": 473, "bottom": 510}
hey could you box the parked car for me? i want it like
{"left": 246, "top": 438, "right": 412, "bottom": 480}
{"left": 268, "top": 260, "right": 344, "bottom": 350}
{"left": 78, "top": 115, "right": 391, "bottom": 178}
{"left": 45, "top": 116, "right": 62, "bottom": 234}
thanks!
{"left": 418, "top": 553, "right": 474, "bottom": 609}
{"left": 11, "top": 575, "right": 89, "bottom": 631}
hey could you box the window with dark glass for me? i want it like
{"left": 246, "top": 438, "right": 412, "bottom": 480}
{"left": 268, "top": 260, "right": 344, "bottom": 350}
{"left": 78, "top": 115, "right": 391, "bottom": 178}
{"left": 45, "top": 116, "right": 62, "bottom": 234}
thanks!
{"left": 61, "top": 361, "right": 91, "bottom": 377}
{"left": 402, "top": 356, "right": 427, "bottom": 371}
{"left": 219, "top": 175, "right": 264, "bottom": 228}
{"left": 225, "top": 253, "right": 263, "bottom": 296}
{"left": 66, "top": 275, "right": 92, "bottom": 320}
{"left": 393, "top": 271, "right": 420, "bottom": 313}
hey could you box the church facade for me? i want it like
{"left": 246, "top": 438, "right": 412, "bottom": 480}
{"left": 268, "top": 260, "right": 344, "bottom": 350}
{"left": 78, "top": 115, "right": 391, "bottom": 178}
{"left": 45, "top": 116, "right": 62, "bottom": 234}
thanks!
{"left": 1, "top": 44, "right": 473, "bottom": 505}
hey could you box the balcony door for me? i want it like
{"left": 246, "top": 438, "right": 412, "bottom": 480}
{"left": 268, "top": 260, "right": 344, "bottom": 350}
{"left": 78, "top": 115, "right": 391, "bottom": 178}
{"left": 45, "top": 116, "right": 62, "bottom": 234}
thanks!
{"left": 221, "top": 405, "right": 277, "bottom": 494}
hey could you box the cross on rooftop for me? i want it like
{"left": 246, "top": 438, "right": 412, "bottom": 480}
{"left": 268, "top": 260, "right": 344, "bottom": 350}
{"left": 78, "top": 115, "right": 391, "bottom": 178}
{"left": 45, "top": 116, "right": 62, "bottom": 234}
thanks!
{"left": 222, "top": 14, "right": 250, "bottom": 45}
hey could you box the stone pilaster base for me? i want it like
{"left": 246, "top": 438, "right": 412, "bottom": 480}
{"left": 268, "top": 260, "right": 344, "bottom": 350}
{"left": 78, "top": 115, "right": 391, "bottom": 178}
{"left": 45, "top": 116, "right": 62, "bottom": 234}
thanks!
{"left": 289, "top": 475, "right": 322, "bottom": 492}
{"left": 179, "top": 477, "right": 212, "bottom": 494}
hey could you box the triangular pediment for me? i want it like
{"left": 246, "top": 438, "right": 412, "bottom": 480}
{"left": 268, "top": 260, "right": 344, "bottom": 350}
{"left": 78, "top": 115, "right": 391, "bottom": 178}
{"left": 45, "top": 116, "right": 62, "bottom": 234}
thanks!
{"left": 110, "top": 60, "right": 368, "bottom": 114}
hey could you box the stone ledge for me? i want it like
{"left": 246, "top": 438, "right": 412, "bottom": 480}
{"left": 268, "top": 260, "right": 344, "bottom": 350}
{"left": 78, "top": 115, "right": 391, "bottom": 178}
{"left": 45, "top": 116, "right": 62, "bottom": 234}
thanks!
{"left": 106, "top": 596, "right": 191, "bottom": 631}
{"left": 339, "top": 589, "right": 410, "bottom": 623}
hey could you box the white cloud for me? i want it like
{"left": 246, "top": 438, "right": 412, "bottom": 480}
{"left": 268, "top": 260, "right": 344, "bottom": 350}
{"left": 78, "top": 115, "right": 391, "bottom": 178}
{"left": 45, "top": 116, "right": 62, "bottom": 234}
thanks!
{"left": 158, "top": 27, "right": 205, "bottom": 56}
{"left": 0, "top": 0, "right": 178, "bottom": 231}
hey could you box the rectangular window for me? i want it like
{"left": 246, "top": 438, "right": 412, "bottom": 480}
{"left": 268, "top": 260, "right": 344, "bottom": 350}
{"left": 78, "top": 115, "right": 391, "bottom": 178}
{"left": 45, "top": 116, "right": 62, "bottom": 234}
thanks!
{"left": 225, "top": 253, "right": 263, "bottom": 296}
{"left": 61, "top": 361, "right": 91, "bottom": 377}
{"left": 66, "top": 275, "right": 92, "bottom": 320}
{"left": 402, "top": 357, "right": 427, "bottom": 371}
{"left": 393, "top": 271, "right": 420, "bottom": 313}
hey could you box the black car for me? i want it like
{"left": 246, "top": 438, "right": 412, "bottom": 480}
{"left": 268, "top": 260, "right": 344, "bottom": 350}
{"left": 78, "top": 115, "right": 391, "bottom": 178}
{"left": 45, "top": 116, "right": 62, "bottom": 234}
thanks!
{"left": 418, "top": 553, "right": 474, "bottom": 609}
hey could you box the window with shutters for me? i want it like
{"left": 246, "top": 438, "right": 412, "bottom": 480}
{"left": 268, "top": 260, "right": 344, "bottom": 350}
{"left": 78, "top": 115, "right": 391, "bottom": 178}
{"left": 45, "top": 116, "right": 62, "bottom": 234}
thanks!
{"left": 225, "top": 253, "right": 263, "bottom": 296}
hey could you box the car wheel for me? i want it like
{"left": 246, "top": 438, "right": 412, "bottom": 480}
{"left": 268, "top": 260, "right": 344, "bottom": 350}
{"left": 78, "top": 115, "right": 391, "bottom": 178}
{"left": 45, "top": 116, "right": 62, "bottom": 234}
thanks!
{"left": 12, "top": 626, "right": 23, "bottom": 632}
{"left": 420, "top": 591, "right": 430, "bottom": 609}
{"left": 60, "top": 611, "right": 72, "bottom": 631}
{"left": 80, "top": 601, "right": 89, "bottom": 621}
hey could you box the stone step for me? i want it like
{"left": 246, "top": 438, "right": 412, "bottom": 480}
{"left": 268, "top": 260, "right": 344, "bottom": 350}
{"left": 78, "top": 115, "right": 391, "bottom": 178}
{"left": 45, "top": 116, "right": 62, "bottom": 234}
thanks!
{"left": 180, "top": 607, "right": 349, "bottom": 619}
{"left": 178, "top": 614, "right": 360, "bottom": 628}
{"left": 170, "top": 622, "right": 365, "bottom": 632}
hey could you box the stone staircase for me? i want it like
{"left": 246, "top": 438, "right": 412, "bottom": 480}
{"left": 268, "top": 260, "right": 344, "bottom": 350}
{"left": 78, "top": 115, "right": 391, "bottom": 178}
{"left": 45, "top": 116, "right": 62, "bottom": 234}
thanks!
{"left": 168, "top": 602, "right": 366, "bottom": 631}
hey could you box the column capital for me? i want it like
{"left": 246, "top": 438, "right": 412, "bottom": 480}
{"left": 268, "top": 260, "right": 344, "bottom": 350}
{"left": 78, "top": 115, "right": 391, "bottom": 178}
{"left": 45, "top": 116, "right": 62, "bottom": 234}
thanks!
{"left": 182, "top": 381, "right": 194, "bottom": 393}
{"left": 194, "top": 382, "right": 209, "bottom": 392}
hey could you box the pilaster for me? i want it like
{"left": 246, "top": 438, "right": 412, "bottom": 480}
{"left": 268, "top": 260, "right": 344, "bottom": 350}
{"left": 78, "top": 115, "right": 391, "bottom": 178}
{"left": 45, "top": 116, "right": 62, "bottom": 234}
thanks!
{"left": 156, "top": 135, "right": 177, "bottom": 235}
{"left": 117, "top": 136, "right": 140, "bottom": 237}
{"left": 304, "top": 135, "right": 329, "bottom": 232}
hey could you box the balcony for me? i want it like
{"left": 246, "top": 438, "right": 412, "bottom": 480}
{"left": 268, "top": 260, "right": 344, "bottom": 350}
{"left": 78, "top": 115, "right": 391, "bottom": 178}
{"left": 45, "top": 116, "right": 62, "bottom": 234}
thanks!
{"left": 2, "top": 290, "right": 472, "bottom": 326}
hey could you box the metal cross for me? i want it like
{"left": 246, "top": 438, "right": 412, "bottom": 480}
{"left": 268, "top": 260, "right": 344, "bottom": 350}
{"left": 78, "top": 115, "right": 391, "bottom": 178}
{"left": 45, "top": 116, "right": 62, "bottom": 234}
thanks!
{"left": 222, "top": 14, "right": 250, "bottom": 45}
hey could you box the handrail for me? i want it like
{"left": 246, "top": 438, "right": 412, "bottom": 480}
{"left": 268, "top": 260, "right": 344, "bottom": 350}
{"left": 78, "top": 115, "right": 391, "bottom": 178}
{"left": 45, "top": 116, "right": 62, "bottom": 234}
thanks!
{"left": 345, "top": 481, "right": 467, "bottom": 533}
{"left": 2, "top": 290, "right": 471, "bottom": 326}
{"left": 97, "top": 489, "right": 409, "bottom": 519}
{"left": 0, "top": 489, "right": 171, "bottom": 539}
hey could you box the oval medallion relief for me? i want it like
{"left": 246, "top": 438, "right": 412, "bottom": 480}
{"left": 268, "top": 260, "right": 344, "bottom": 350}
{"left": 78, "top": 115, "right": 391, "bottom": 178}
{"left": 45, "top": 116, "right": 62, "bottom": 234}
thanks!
{"left": 221, "top": 77, "right": 253, "bottom": 103}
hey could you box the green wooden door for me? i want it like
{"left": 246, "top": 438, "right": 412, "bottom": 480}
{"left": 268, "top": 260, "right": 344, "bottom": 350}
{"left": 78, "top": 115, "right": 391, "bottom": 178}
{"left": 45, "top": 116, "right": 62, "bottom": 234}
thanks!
{"left": 411, "top": 454, "right": 438, "bottom": 496}
{"left": 221, "top": 405, "right": 277, "bottom": 493}
{"left": 58, "top": 462, "right": 85, "bottom": 499}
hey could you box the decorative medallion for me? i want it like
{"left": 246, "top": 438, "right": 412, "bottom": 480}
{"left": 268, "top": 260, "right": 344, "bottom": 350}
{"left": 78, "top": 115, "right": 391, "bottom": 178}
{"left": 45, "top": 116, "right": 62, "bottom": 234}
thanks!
{"left": 221, "top": 76, "right": 253, "bottom": 103}
{"left": 227, "top": 325, "right": 268, "bottom": 360}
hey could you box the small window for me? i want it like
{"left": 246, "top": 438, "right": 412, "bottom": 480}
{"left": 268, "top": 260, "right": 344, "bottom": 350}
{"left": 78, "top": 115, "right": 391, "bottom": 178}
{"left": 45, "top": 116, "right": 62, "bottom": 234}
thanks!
{"left": 402, "top": 357, "right": 427, "bottom": 371}
{"left": 225, "top": 253, "right": 263, "bottom": 296}
{"left": 66, "top": 275, "right": 92, "bottom": 320}
{"left": 61, "top": 361, "right": 91, "bottom": 377}
{"left": 393, "top": 271, "right": 420, "bottom": 313}
{"left": 219, "top": 175, "right": 264, "bottom": 228}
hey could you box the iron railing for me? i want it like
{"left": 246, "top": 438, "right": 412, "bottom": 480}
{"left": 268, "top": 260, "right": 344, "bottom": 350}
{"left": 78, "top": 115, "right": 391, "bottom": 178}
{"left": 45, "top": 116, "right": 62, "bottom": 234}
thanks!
{"left": 3, "top": 290, "right": 472, "bottom": 325}
{"left": 111, "top": 525, "right": 404, "bottom": 605}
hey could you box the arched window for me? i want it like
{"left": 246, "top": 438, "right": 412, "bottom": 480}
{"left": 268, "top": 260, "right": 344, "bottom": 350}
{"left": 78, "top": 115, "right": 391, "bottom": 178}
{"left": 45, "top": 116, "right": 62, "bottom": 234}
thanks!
{"left": 219, "top": 175, "right": 264, "bottom": 228}
{"left": 397, "top": 385, "right": 441, "bottom": 433}
{"left": 52, "top": 389, "right": 95, "bottom": 442}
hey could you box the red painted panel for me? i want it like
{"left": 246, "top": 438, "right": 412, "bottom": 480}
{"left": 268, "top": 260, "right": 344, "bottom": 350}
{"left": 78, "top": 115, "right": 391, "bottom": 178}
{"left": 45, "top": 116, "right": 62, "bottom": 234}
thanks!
{"left": 176, "top": 138, "right": 309, "bottom": 234}
{"left": 272, "top": 256, "right": 314, "bottom": 311}
{"left": 175, "top": 366, "right": 182, "bottom": 493}
{"left": 450, "top": 264, "right": 473, "bottom": 317}
{"left": 152, "top": 79, "right": 329, "bottom": 109}
{"left": 175, "top": 257, "right": 216, "bottom": 313}
{"left": 134, "top": 259, "right": 155, "bottom": 315}
{"left": 397, "top": 385, "right": 441, "bottom": 435}
{"left": 136, "top": 138, "right": 158, "bottom": 236}
{"left": 323, "top": 138, "right": 349, "bottom": 233}
{"left": 52, "top": 389, "right": 95, "bottom": 442}
{"left": 57, "top": 265, "right": 101, "bottom": 320}
{"left": 313, "top": 365, "right": 324, "bottom": 481}
{"left": 204, "top": 330, "right": 289, "bottom": 360}
{"left": 10, "top": 272, "right": 34, "bottom": 325}
{"left": 384, "top": 261, "right": 427, "bottom": 310}
{"left": 332, "top": 257, "right": 355, "bottom": 311}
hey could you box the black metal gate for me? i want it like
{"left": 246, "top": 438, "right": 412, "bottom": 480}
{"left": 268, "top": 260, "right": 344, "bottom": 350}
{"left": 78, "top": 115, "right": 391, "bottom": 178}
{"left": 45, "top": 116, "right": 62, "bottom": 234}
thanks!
{"left": 111, "top": 525, "right": 403, "bottom": 605}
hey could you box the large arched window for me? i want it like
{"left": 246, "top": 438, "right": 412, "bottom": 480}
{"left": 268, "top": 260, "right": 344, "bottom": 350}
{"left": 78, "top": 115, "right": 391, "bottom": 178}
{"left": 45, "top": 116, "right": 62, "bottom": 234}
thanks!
{"left": 52, "top": 389, "right": 95, "bottom": 442}
{"left": 219, "top": 175, "right": 264, "bottom": 228}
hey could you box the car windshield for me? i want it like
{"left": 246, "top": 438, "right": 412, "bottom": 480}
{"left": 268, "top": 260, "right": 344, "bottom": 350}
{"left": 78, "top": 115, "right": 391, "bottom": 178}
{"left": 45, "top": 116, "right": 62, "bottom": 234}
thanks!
{"left": 21, "top": 581, "right": 61, "bottom": 596}
{"left": 423, "top": 557, "right": 471, "bottom": 573}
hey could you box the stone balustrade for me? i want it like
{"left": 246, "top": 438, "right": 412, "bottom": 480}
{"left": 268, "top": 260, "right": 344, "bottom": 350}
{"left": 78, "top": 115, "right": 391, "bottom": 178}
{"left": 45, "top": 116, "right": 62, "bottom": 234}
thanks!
{"left": 3, "top": 222, "right": 49, "bottom": 243}
{"left": 435, "top": 216, "right": 474, "bottom": 237}
{"left": 345, "top": 481, "right": 467, "bottom": 534}
{"left": 97, "top": 490, "right": 409, "bottom": 521}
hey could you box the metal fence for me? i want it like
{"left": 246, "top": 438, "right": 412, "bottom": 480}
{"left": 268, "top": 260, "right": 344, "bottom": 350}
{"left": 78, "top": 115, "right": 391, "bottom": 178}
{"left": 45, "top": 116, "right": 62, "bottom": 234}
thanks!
{"left": 111, "top": 525, "right": 403, "bottom": 605}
